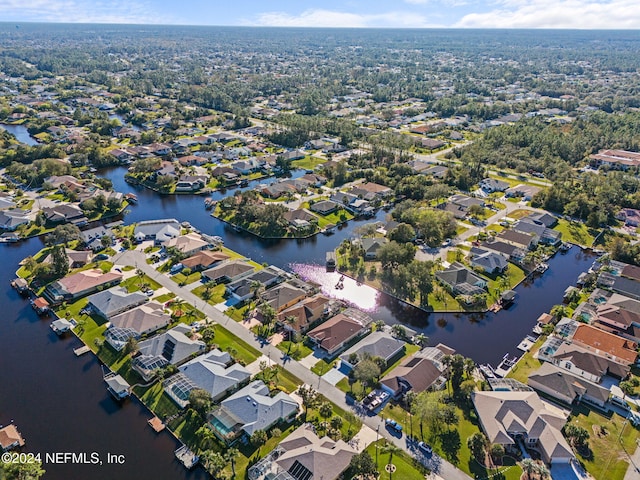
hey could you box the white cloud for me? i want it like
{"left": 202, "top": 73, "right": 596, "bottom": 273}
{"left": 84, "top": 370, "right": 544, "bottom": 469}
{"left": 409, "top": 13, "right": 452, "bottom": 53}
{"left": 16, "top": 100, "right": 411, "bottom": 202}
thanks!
{"left": 0, "top": 0, "right": 166, "bottom": 24}
{"left": 252, "top": 9, "right": 444, "bottom": 28}
{"left": 404, "top": 0, "right": 430, "bottom": 4}
{"left": 456, "top": 0, "right": 640, "bottom": 28}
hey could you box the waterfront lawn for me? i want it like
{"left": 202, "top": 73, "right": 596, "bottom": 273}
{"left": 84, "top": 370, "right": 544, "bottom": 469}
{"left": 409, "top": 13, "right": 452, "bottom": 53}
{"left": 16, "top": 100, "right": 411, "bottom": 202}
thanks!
{"left": 220, "top": 246, "right": 263, "bottom": 269}
{"left": 506, "top": 336, "right": 545, "bottom": 384}
{"left": 365, "top": 440, "right": 428, "bottom": 480}
{"left": 292, "top": 155, "right": 326, "bottom": 170}
{"left": 233, "top": 422, "right": 298, "bottom": 479}
{"left": 554, "top": 219, "right": 599, "bottom": 247}
{"left": 120, "top": 274, "right": 162, "bottom": 293}
{"left": 171, "top": 270, "right": 202, "bottom": 285}
{"left": 210, "top": 323, "right": 261, "bottom": 365}
{"left": 276, "top": 340, "right": 313, "bottom": 360}
{"left": 191, "top": 283, "right": 227, "bottom": 305}
{"left": 137, "top": 383, "right": 180, "bottom": 420}
{"left": 424, "top": 289, "right": 459, "bottom": 312}
{"left": 485, "top": 263, "right": 527, "bottom": 292}
{"left": 568, "top": 405, "right": 640, "bottom": 480}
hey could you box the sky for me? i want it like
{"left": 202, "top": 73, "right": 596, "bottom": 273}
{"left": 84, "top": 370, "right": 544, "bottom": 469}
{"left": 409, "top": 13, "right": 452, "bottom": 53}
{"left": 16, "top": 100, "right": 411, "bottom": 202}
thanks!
{"left": 0, "top": 0, "right": 639, "bottom": 29}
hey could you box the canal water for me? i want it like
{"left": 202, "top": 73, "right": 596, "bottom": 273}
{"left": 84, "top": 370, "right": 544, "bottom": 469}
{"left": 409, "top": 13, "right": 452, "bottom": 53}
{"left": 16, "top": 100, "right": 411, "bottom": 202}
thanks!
{"left": 0, "top": 123, "right": 40, "bottom": 146}
{"left": 0, "top": 165, "right": 595, "bottom": 479}
{"left": 0, "top": 239, "right": 207, "bottom": 480}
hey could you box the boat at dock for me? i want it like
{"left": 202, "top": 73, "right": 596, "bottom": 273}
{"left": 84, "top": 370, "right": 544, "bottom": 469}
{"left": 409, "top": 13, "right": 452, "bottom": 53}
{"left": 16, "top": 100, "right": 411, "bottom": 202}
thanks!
{"left": 326, "top": 251, "right": 336, "bottom": 271}
{"left": 204, "top": 198, "right": 215, "bottom": 209}
{"left": 479, "top": 364, "right": 496, "bottom": 379}
{"left": 175, "top": 444, "right": 199, "bottom": 469}
{"left": 494, "top": 353, "right": 519, "bottom": 378}
{"left": 559, "top": 242, "right": 570, "bottom": 252}
{"left": 517, "top": 335, "right": 537, "bottom": 352}
{"left": 11, "top": 278, "right": 30, "bottom": 295}
{"left": 124, "top": 193, "right": 138, "bottom": 203}
{"left": 50, "top": 318, "right": 76, "bottom": 335}
{"left": 536, "top": 263, "right": 549, "bottom": 273}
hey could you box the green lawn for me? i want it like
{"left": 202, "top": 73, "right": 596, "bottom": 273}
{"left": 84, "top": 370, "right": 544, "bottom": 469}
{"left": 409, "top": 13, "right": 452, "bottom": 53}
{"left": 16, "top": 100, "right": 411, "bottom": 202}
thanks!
{"left": 171, "top": 270, "right": 202, "bottom": 285}
{"left": 191, "top": 283, "right": 227, "bottom": 305}
{"left": 311, "top": 358, "right": 337, "bottom": 376}
{"left": 276, "top": 340, "right": 313, "bottom": 360}
{"left": 291, "top": 155, "right": 326, "bottom": 170}
{"left": 120, "top": 274, "right": 162, "bottom": 293}
{"left": 210, "top": 324, "right": 261, "bottom": 365}
{"left": 365, "top": 440, "right": 429, "bottom": 480}
{"left": 137, "top": 382, "right": 181, "bottom": 420}
{"left": 485, "top": 263, "right": 527, "bottom": 293}
{"left": 568, "top": 405, "right": 640, "bottom": 480}
{"left": 155, "top": 292, "right": 176, "bottom": 303}
{"left": 506, "top": 336, "right": 545, "bottom": 384}
{"left": 554, "top": 219, "right": 599, "bottom": 247}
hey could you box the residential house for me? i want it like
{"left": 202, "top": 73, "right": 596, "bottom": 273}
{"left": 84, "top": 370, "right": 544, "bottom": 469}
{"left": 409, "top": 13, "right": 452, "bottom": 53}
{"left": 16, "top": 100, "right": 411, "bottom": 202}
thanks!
{"left": 87, "top": 288, "right": 148, "bottom": 320}
{"left": 175, "top": 175, "right": 208, "bottom": 192}
{"left": 527, "top": 363, "right": 610, "bottom": 408}
{"left": 505, "top": 184, "right": 541, "bottom": 201}
{"left": 202, "top": 260, "right": 255, "bottom": 284}
{"left": 617, "top": 208, "right": 640, "bottom": 227}
{"left": 513, "top": 218, "right": 562, "bottom": 246}
{"left": 164, "top": 349, "right": 251, "bottom": 407}
{"left": 226, "top": 267, "right": 284, "bottom": 302}
{"left": 80, "top": 225, "right": 115, "bottom": 251}
{"left": 480, "top": 178, "right": 510, "bottom": 193}
{"left": 598, "top": 272, "right": 640, "bottom": 301}
{"left": 435, "top": 262, "right": 488, "bottom": 297}
{"left": 260, "top": 282, "right": 307, "bottom": 312}
{"left": 360, "top": 237, "right": 388, "bottom": 260}
{"left": 276, "top": 294, "right": 331, "bottom": 333}
{"left": 181, "top": 250, "right": 230, "bottom": 272}
{"left": 208, "top": 380, "right": 299, "bottom": 445}
{"left": 339, "top": 331, "right": 406, "bottom": 372}
{"left": 423, "top": 165, "right": 448, "bottom": 179}
{"left": 468, "top": 247, "right": 508, "bottom": 275}
{"left": 42, "top": 204, "right": 87, "bottom": 225}
{"left": 472, "top": 390, "right": 574, "bottom": 464}
{"left": 307, "top": 310, "right": 372, "bottom": 356}
{"left": 570, "top": 324, "right": 638, "bottom": 365}
{"left": 282, "top": 209, "right": 317, "bottom": 231}
{"left": 348, "top": 182, "right": 392, "bottom": 200}
{"left": 163, "top": 232, "right": 210, "bottom": 257}
{"left": 550, "top": 342, "right": 630, "bottom": 383}
{"left": 0, "top": 209, "right": 30, "bottom": 231}
{"left": 381, "top": 344, "right": 455, "bottom": 398}
{"left": 0, "top": 196, "right": 16, "bottom": 211}
{"left": 590, "top": 149, "right": 640, "bottom": 171}
{"left": 299, "top": 173, "right": 327, "bottom": 187}
{"left": 526, "top": 212, "right": 558, "bottom": 228}
{"left": 132, "top": 324, "right": 206, "bottom": 381}
{"left": 45, "top": 269, "right": 123, "bottom": 303}
{"left": 248, "top": 424, "right": 357, "bottom": 480}
{"left": 480, "top": 239, "right": 527, "bottom": 263}
{"left": 496, "top": 230, "right": 537, "bottom": 251}
{"left": 421, "top": 138, "right": 446, "bottom": 150}
{"left": 134, "top": 219, "right": 181, "bottom": 244}
{"left": 310, "top": 200, "right": 339, "bottom": 216}
{"left": 106, "top": 302, "right": 171, "bottom": 350}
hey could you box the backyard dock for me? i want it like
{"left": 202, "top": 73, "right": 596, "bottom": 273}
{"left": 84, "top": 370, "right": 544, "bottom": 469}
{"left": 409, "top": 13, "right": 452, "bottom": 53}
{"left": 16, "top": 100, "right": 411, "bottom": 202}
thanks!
{"left": 175, "top": 445, "right": 198, "bottom": 469}
{"left": 148, "top": 417, "right": 165, "bottom": 433}
{"left": 74, "top": 346, "right": 91, "bottom": 356}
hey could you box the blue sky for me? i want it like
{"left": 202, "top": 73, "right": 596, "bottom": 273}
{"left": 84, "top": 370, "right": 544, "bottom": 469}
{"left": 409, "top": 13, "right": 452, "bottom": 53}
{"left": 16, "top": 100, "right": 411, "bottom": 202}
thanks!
{"left": 1, "top": 0, "right": 639, "bottom": 29}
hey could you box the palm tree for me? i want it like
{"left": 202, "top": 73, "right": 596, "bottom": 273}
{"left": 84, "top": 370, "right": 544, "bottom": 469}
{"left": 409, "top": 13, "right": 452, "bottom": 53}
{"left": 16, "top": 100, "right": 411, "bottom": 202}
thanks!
{"left": 135, "top": 268, "right": 146, "bottom": 290}
{"left": 414, "top": 333, "right": 429, "bottom": 348}
{"left": 521, "top": 458, "right": 537, "bottom": 480}
{"left": 463, "top": 357, "right": 476, "bottom": 379}
{"left": 380, "top": 442, "right": 401, "bottom": 479}
{"left": 441, "top": 354, "right": 453, "bottom": 394}
{"left": 171, "top": 298, "right": 186, "bottom": 319}
{"left": 224, "top": 447, "right": 239, "bottom": 477}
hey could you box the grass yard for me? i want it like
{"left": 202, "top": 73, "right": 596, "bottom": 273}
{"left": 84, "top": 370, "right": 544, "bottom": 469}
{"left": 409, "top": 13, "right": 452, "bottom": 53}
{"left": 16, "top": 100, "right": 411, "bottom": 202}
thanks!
{"left": 137, "top": 383, "right": 181, "bottom": 420}
{"left": 211, "top": 324, "right": 261, "bottom": 365}
{"left": 276, "top": 340, "right": 313, "bottom": 360}
{"left": 485, "top": 263, "right": 527, "bottom": 293}
{"left": 292, "top": 155, "right": 326, "bottom": 170}
{"left": 191, "top": 283, "right": 227, "bottom": 305}
{"left": 554, "top": 219, "right": 599, "bottom": 247}
{"left": 225, "top": 303, "right": 252, "bottom": 322}
{"left": 311, "top": 358, "right": 337, "bottom": 376}
{"left": 568, "top": 405, "right": 640, "bottom": 480}
{"left": 171, "top": 270, "right": 202, "bottom": 285}
{"left": 506, "top": 209, "right": 533, "bottom": 220}
{"left": 120, "top": 274, "right": 162, "bottom": 293}
{"left": 506, "top": 336, "right": 545, "bottom": 384}
{"left": 365, "top": 440, "right": 429, "bottom": 480}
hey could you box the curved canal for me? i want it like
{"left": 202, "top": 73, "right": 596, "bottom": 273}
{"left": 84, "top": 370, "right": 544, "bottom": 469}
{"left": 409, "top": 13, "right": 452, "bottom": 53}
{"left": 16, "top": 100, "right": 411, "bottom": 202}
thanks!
{"left": 0, "top": 166, "right": 595, "bottom": 479}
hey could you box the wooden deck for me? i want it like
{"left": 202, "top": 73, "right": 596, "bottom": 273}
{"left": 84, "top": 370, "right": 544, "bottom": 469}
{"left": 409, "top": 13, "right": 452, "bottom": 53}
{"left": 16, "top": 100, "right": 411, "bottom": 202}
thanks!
{"left": 148, "top": 417, "right": 165, "bottom": 433}
{"left": 74, "top": 346, "right": 91, "bottom": 356}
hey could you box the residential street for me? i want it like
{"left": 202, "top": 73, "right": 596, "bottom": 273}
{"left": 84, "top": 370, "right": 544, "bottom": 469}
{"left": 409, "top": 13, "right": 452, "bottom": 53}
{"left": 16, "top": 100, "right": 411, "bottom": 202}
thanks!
{"left": 112, "top": 248, "right": 473, "bottom": 480}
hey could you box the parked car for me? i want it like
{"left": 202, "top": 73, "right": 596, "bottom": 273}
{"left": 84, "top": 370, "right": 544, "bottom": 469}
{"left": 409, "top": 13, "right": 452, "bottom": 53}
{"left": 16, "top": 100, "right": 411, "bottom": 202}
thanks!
{"left": 363, "top": 391, "right": 377, "bottom": 405}
{"left": 418, "top": 442, "right": 432, "bottom": 455}
{"left": 145, "top": 290, "right": 154, "bottom": 297}
{"left": 170, "top": 263, "right": 184, "bottom": 274}
{"left": 385, "top": 418, "right": 403, "bottom": 432}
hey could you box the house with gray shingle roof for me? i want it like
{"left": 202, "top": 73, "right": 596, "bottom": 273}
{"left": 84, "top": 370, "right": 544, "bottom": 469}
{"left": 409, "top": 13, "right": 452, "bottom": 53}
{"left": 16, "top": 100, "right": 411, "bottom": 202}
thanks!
{"left": 208, "top": 380, "right": 299, "bottom": 445}
{"left": 164, "top": 349, "right": 251, "bottom": 407}
{"left": 527, "top": 363, "right": 610, "bottom": 408}
{"left": 339, "top": 331, "right": 405, "bottom": 371}
{"left": 469, "top": 247, "right": 508, "bottom": 275}
{"left": 132, "top": 324, "right": 206, "bottom": 381}
{"left": 435, "top": 262, "right": 487, "bottom": 296}
{"left": 87, "top": 287, "right": 148, "bottom": 319}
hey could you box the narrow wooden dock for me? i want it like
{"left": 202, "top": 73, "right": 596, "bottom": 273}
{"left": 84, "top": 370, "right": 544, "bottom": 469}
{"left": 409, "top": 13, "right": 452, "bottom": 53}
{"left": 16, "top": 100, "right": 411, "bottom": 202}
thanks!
{"left": 74, "top": 346, "right": 91, "bottom": 356}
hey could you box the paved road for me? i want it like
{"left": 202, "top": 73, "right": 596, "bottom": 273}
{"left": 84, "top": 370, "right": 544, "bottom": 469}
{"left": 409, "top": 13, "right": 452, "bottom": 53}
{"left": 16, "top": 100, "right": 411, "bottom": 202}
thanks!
{"left": 113, "top": 248, "right": 472, "bottom": 480}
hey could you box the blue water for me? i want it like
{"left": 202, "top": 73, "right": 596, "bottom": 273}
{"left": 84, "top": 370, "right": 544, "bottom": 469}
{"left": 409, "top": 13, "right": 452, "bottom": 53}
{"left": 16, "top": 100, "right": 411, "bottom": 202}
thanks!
{"left": 0, "top": 123, "right": 39, "bottom": 146}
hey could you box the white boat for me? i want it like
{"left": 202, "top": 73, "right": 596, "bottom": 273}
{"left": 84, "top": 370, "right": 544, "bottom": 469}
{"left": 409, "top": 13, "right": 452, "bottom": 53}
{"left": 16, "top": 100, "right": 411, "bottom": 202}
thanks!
{"left": 494, "top": 353, "right": 519, "bottom": 378}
